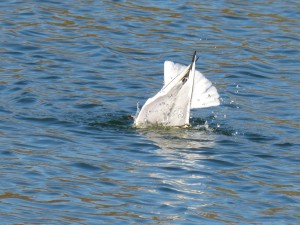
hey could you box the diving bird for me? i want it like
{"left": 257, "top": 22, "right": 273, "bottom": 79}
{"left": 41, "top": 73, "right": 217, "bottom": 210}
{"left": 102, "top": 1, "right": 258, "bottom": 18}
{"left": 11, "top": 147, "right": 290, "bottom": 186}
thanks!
{"left": 134, "top": 52, "right": 220, "bottom": 127}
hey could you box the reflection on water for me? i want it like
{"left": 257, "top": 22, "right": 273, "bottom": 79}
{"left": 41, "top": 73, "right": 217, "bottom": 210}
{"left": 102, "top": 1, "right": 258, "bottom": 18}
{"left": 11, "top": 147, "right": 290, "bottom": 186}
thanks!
{"left": 1, "top": 0, "right": 300, "bottom": 224}
{"left": 141, "top": 127, "right": 216, "bottom": 150}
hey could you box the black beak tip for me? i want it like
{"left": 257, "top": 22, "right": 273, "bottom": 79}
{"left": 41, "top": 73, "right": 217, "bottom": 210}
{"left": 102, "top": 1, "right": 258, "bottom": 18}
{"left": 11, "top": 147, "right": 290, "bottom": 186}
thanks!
{"left": 191, "top": 51, "right": 197, "bottom": 63}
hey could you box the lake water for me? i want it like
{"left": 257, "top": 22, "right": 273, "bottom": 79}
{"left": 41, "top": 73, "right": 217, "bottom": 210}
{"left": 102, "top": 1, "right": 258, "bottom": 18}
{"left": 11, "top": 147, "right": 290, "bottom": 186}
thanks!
{"left": 1, "top": 0, "right": 299, "bottom": 224}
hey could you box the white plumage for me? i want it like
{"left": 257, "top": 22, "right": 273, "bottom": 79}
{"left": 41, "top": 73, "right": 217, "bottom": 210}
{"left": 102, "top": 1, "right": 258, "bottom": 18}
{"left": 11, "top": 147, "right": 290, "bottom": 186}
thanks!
{"left": 134, "top": 52, "right": 220, "bottom": 128}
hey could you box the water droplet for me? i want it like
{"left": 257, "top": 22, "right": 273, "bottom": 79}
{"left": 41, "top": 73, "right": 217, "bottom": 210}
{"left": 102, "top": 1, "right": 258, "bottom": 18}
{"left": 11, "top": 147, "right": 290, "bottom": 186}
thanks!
{"left": 204, "top": 121, "right": 209, "bottom": 129}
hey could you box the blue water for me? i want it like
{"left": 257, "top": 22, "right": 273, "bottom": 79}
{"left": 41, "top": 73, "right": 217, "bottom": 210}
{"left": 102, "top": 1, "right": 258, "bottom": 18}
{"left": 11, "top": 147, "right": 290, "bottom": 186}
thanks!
{"left": 1, "top": 1, "right": 299, "bottom": 224}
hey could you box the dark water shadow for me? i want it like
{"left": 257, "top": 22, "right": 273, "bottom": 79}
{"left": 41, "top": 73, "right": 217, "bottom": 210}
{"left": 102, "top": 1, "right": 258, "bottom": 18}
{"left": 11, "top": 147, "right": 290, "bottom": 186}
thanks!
{"left": 87, "top": 109, "right": 238, "bottom": 138}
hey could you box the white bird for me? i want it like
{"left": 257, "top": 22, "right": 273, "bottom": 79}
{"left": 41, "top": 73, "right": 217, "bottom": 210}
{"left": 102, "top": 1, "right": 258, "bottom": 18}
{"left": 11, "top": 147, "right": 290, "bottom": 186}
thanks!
{"left": 134, "top": 52, "right": 220, "bottom": 128}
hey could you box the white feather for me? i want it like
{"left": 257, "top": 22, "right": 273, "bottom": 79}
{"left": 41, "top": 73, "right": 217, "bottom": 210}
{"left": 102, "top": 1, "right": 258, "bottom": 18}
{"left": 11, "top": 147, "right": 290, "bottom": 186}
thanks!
{"left": 134, "top": 56, "right": 220, "bottom": 127}
{"left": 164, "top": 61, "right": 220, "bottom": 109}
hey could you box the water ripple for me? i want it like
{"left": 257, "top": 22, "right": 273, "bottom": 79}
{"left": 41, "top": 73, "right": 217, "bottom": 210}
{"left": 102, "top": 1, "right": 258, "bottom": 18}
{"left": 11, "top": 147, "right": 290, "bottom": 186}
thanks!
{"left": 0, "top": 0, "right": 300, "bottom": 224}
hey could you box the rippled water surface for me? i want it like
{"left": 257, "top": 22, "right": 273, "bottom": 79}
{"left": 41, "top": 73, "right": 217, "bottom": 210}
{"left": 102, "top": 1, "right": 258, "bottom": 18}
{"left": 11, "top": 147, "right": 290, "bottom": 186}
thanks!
{"left": 1, "top": 0, "right": 300, "bottom": 224}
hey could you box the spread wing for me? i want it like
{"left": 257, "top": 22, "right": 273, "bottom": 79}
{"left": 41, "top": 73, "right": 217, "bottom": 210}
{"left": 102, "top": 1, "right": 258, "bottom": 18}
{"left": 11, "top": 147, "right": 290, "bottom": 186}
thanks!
{"left": 134, "top": 53, "right": 220, "bottom": 128}
{"left": 164, "top": 61, "right": 220, "bottom": 109}
{"left": 134, "top": 62, "right": 193, "bottom": 127}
